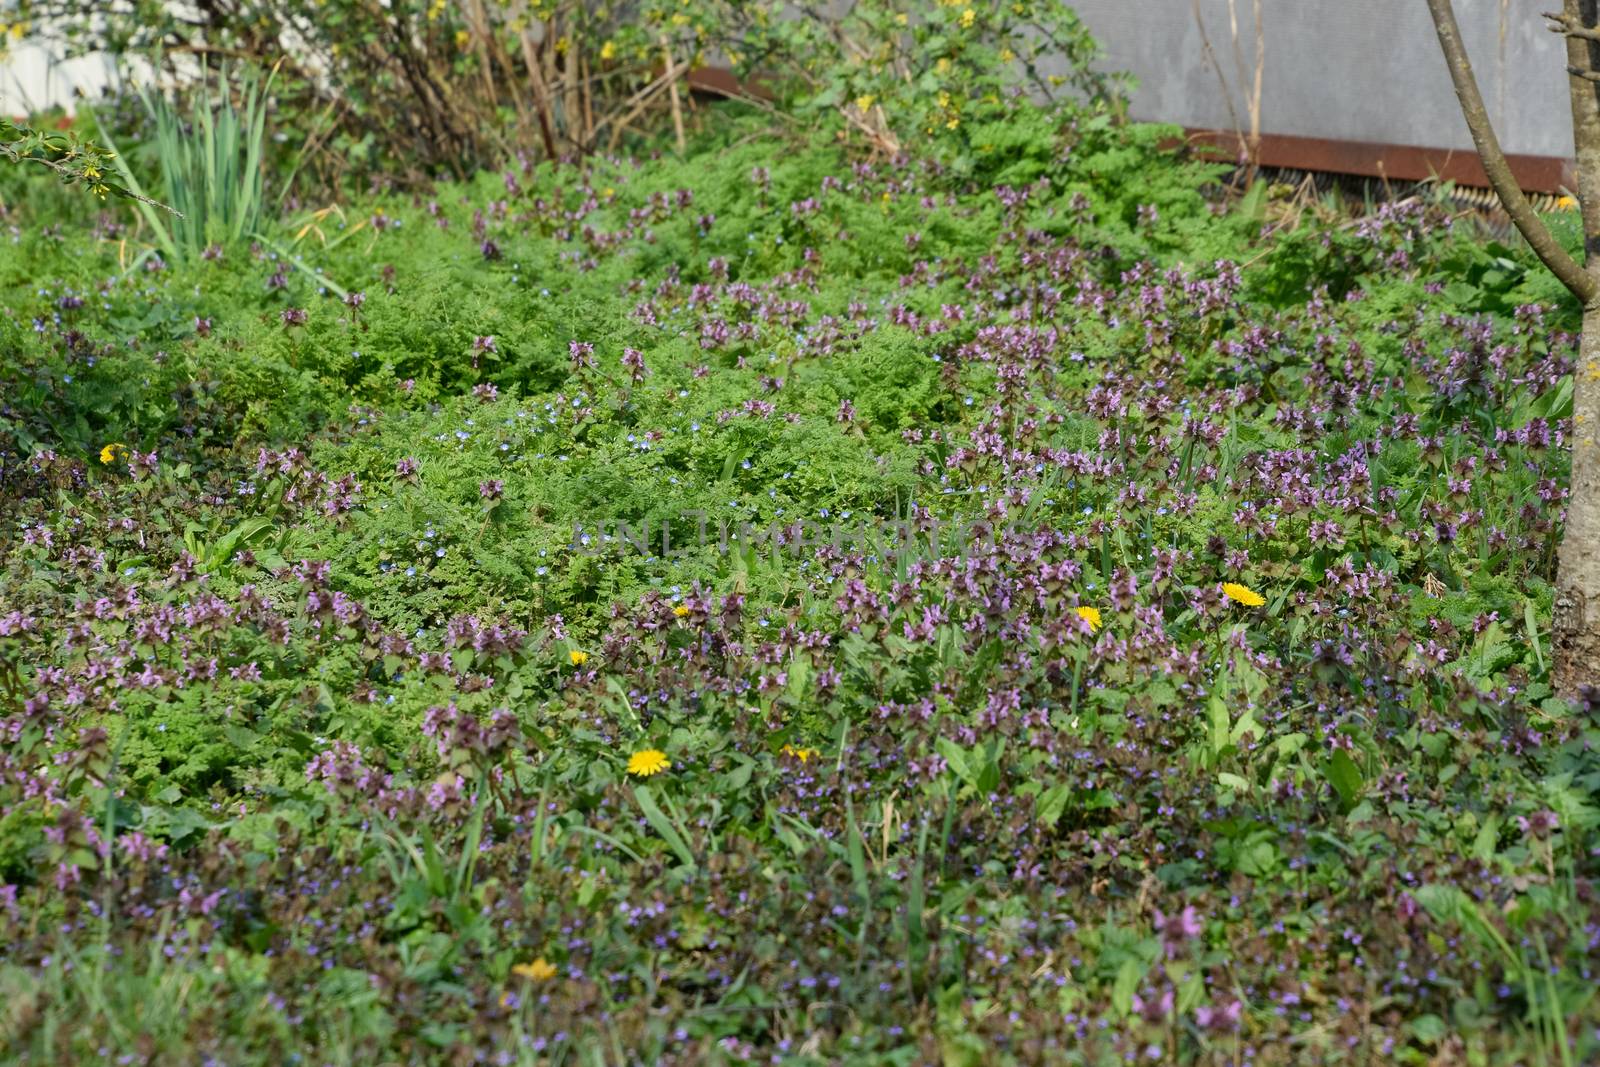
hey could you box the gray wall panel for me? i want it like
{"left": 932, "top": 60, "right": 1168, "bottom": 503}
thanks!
{"left": 1069, "top": 1, "right": 1573, "bottom": 157}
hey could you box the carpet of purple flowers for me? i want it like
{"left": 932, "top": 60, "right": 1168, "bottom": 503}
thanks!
{"left": 2, "top": 110, "right": 1600, "bottom": 1065}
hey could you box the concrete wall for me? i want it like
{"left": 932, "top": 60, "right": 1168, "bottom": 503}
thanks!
{"left": 1069, "top": 0, "right": 1573, "bottom": 158}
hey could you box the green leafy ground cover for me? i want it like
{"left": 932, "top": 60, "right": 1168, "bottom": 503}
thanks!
{"left": 1, "top": 106, "right": 1598, "bottom": 1064}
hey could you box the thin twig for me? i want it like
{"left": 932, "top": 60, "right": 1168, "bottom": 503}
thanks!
{"left": 660, "top": 34, "right": 686, "bottom": 153}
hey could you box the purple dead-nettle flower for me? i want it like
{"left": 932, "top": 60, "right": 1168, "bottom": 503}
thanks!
{"left": 201, "top": 243, "right": 224, "bottom": 261}
{"left": 569, "top": 340, "right": 596, "bottom": 370}
{"left": 481, "top": 238, "right": 501, "bottom": 260}
{"left": 1515, "top": 810, "right": 1560, "bottom": 837}
{"left": 1194, "top": 999, "right": 1243, "bottom": 1032}
{"left": 344, "top": 290, "right": 366, "bottom": 309}
{"left": 837, "top": 398, "right": 857, "bottom": 425}
{"left": 479, "top": 479, "right": 504, "bottom": 501}
{"left": 281, "top": 307, "right": 308, "bottom": 328}
{"left": 472, "top": 382, "right": 498, "bottom": 401}
{"left": 1154, "top": 904, "right": 1202, "bottom": 957}
{"left": 193, "top": 316, "right": 213, "bottom": 338}
{"left": 621, "top": 347, "right": 648, "bottom": 383}
{"left": 474, "top": 334, "right": 497, "bottom": 354}
{"left": 395, "top": 457, "right": 420, "bottom": 482}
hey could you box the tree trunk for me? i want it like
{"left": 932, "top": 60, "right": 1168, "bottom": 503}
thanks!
{"left": 1556, "top": 0, "right": 1600, "bottom": 695}
{"left": 1554, "top": 304, "right": 1600, "bottom": 693}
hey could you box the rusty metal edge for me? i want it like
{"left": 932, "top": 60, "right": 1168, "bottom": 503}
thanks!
{"left": 1187, "top": 129, "right": 1575, "bottom": 194}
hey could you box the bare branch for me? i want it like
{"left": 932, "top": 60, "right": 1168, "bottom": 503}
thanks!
{"left": 1426, "top": 0, "right": 1598, "bottom": 305}
{"left": 1546, "top": 10, "right": 1600, "bottom": 41}
{"left": 1571, "top": 64, "right": 1600, "bottom": 82}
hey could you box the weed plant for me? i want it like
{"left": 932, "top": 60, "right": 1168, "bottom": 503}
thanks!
{"left": 0, "top": 103, "right": 1596, "bottom": 1065}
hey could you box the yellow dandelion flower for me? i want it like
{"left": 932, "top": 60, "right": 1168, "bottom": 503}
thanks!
{"left": 98, "top": 442, "right": 126, "bottom": 465}
{"left": 569, "top": 649, "right": 589, "bottom": 666}
{"left": 627, "top": 749, "right": 670, "bottom": 777}
{"left": 780, "top": 744, "right": 819, "bottom": 763}
{"left": 959, "top": 8, "right": 976, "bottom": 28}
{"left": 600, "top": 40, "right": 617, "bottom": 61}
{"left": 1557, "top": 195, "right": 1579, "bottom": 210}
{"left": 855, "top": 93, "right": 876, "bottom": 112}
{"left": 1222, "top": 582, "right": 1266, "bottom": 607}
{"left": 673, "top": 605, "right": 690, "bottom": 617}
{"left": 1076, "top": 606, "right": 1102, "bottom": 631}
{"left": 512, "top": 957, "right": 558, "bottom": 982}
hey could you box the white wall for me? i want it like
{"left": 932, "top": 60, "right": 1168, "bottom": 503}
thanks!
{"left": 0, "top": 41, "right": 121, "bottom": 115}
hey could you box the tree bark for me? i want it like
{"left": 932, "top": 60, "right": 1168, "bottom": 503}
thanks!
{"left": 1555, "top": 306, "right": 1600, "bottom": 691}
{"left": 1555, "top": 0, "right": 1600, "bottom": 694}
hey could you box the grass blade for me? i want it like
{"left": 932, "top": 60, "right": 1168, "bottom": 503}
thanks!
{"left": 632, "top": 784, "right": 696, "bottom": 869}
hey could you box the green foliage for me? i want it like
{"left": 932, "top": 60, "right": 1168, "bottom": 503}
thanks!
{"left": 94, "top": 67, "right": 275, "bottom": 264}
{"left": 0, "top": 114, "right": 173, "bottom": 214}
{"left": 0, "top": 73, "right": 1597, "bottom": 1065}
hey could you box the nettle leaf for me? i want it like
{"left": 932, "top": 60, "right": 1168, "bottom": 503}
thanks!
{"left": 1323, "top": 750, "right": 1366, "bottom": 813}
{"left": 1036, "top": 783, "right": 1072, "bottom": 828}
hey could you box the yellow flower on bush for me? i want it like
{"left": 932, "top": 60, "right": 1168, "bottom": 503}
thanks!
{"left": 855, "top": 93, "right": 876, "bottom": 112}
{"left": 959, "top": 8, "right": 976, "bottom": 28}
{"left": 454, "top": 29, "right": 470, "bottom": 49}
{"left": 1222, "top": 582, "right": 1266, "bottom": 607}
{"left": 569, "top": 649, "right": 589, "bottom": 667}
{"left": 98, "top": 442, "right": 127, "bottom": 465}
{"left": 600, "top": 40, "right": 617, "bottom": 61}
{"left": 512, "top": 957, "right": 558, "bottom": 982}
{"left": 1076, "top": 606, "right": 1102, "bottom": 631}
{"left": 627, "top": 749, "right": 670, "bottom": 777}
